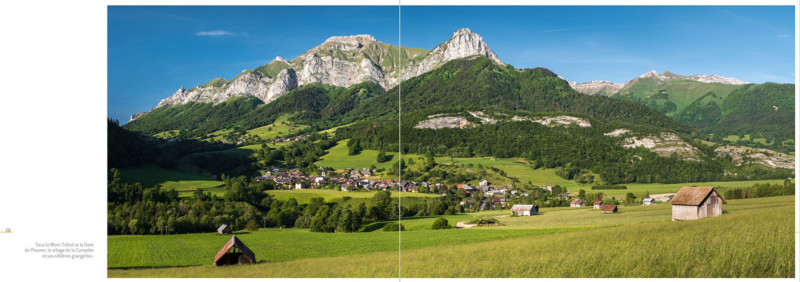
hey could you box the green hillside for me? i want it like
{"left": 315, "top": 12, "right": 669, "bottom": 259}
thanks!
{"left": 610, "top": 76, "right": 794, "bottom": 152}
{"left": 613, "top": 77, "right": 742, "bottom": 116}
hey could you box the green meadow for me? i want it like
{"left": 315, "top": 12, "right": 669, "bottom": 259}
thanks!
{"left": 109, "top": 195, "right": 794, "bottom": 278}
{"left": 316, "top": 139, "right": 422, "bottom": 172}
{"left": 119, "top": 164, "right": 222, "bottom": 192}
{"left": 202, "top": 115, "right": 307, "bottom": 143}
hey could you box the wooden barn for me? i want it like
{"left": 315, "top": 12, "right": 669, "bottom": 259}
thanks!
{"left": 511, "top": 204, "right": 538, "bottom": 216}
{"left": 642, "top": 198, "right": 656, "bottom": 205}
{"left": 593, "top": 201, "right": 603, "bottom": 209}
{"left": 217, "top": 224, "right": 232, "bottom": 234}
{"left": 570, "top": 198, "right": 586, "bottom": 207}
{"left": 670, "top": 187, "right": 726, "bottom": 221}
{"left": 601, "top": 205, "right": 617, "bottom": 214}
{"left": 213, "top": 235, "right": 256, "bottom": 266}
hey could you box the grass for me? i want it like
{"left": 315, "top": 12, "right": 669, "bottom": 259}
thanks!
{"left": 109, "top": 196, "right": 794, "bottom": 278}
{"left": 202, "top": 115, "right": 307, "bottom": 143}
{"left": 118, "top": 164, "right": 222, "bottom": 192}
{"left": 108, "top": 226, "right": 580, "bottom": 269}
{"left": 316, "top": 139, "right": 422, "bottom": 172}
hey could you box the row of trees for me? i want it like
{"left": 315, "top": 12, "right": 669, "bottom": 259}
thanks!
{"left": 723, "top": 180, "right": 795, "bottom": 199}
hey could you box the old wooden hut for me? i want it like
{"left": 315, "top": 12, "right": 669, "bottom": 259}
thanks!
{"left": 601, "top": 205, "right": 617, "bottom": 214}
{"left": 593, "top": 201, "right": 603, "bottom": 209}
{"left": 511, "top": 204, "right": 538, "bottom": 216}
{"left": 570, "top": 198, "right": 586, "bottom": 207}
{"left": 213, "top": 235, "right": 256, "bottom": 266}
{"left": 670, "top": 187, "right": 726, "bottom": 221}
{"left": 217, "top": 224, "right": 232, "bottom": 234}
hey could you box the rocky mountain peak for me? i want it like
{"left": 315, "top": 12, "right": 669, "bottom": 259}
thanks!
{"left": 640, "top": 70, "right": 661, "bottom": 79}
{"left": 323, "top": 34, "right": 376, "bottom": 44}
{"left": 273, "top": 56, "right": 289, "bottom": 64}
{"left": 637, "top": 70, "right": 749, "bottom": 85}
{"left": 453, "top": 27, "right": 473, "bottom": 36}
{"left": 438, "top": 28, "right": 505, "bottom": 66}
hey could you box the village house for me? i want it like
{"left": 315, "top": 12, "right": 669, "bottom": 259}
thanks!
{"left": 294, "top": 182, "right": 308, "bottom": 190}
{"left": 570, "top": 198, "right": 586, "bottom": 207}
{"left": 670, "top": 187, "right": 726, "bottom": 221}
{"left": 593, "top": 201, "right": 603, "bottom": 209}
{"left": 601, "top": 205, "right": 618, "bottom": 214}
{"left": 511, "top": 204, "right": 538, "bottom": 216}
{"left": 479, "top": 179, "right": 489, "bottom": 187}
{"left": 491, "top": 197, "right": 507, "bottom": 208}
{"left": 642, "top": 198, "right": 656, "bottom": 205}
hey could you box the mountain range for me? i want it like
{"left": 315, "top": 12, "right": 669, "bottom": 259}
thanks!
{"left": 132, "top": 28, "right": 504, "bottom": 120}
{"left": 120, "top": 28, "right": 796, "bottom": 187}
{"left": 567, "top": 70, "right": 750, "bottom": 96}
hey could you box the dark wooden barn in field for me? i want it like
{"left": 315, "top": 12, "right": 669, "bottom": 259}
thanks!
{"left": 601, "top": 205, "right": 617, "bottom": 214}
{"left": 213, "top": 235, "right": 256, "bottom": 266}
{"left": 670, "top": 187, "right": 726, "bottom": 221}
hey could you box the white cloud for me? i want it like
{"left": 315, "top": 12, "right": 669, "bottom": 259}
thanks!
{"left": 195, "top": 30, "right": 246, "bottom": 37}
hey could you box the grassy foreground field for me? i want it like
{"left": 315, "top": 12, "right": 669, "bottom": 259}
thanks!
{"left": 109, "top": 196, "right": 794, "bottom": 278}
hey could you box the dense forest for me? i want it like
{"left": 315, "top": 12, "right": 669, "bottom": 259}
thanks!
{"left": 335, "top": 108, "right": 792, "bottom": 184}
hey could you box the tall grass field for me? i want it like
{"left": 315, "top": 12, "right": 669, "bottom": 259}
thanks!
{"left": 109, "top": 195, "right": 794, "bottom": 278}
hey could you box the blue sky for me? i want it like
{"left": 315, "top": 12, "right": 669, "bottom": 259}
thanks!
{"left": 108, "top": 6, "right": 795, "bottom": 123}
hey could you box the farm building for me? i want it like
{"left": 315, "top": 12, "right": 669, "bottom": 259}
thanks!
{"left": 670, "top": 187, "right": 726, "bottom": 221}
{"left": 601, "top": 205, "right": 617, "bottom": 214}
{"left": 570, "top": 199, "right": 586, "bottom": 207}
{"left": 642, "top": 198, "right": 656, "bottom": 205}
{"left": 593, "top": 201, "right": 603, "bottom": 209}
{"left": 511, "top": 204, "right": 538, "bottom": 216}
{"left": 217, "top": 224, "right": 232, "bottom": 234}
{"left": 213, "top": 235, "right": 256, "bottom": 266}
{"left": 651, "top": 193, "right": 676, "bottom": 202}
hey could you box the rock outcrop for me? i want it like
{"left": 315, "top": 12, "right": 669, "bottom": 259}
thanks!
{"left": 714, "top": 146, "right": 794, "bottom": 170}
{"left": 567, "top": 80, "right": 626, "bottom": 96}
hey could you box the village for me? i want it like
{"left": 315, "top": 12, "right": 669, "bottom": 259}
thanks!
{"left": 252, "top": 166, "right": 726, "bottom": 221}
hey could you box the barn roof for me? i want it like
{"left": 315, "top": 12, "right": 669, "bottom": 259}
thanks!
{"left": 601, "top": 205, "right": 617, "bottom": 212}
{"left": 593, "top": 201, "right": 602, "bottom": 205}
{"left": 643, "top": 198, "right": 655, "bottom": 202}
{"left": 217, "top": 224, "right": 229, "bottom": 233}
{"left": 511, "top": 204, "right": 537, "bottom": 212}
{"left": 570, "top": 198, "right": 584, "bottom": 204}
{"left": 213, "top": 235, "right": 255, "bottom": 265}
{"left": 670, "top": 187, "right": 727, "bottom": 206}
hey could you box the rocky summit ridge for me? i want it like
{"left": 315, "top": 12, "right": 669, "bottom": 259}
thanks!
{"left": 567, "top": 70, "right": 750, "bottom": 96}
{"left": 134, "top": 28, "right": 505, "bottom": 121}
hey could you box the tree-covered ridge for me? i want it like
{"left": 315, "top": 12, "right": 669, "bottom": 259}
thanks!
{"left": 355, "top": 56, "right": 693, "bottom": 135}
{"left": 717, "top": 83, "right": 795, "bottom": 140}
{"left": 335, "top": 107, "right": 792, "bottom": 185}
{"left": 124, "top": 82, "right": 386, "bottom": 138}
{"left": 611, "top": 76, "right": 795, "bottom": 152}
